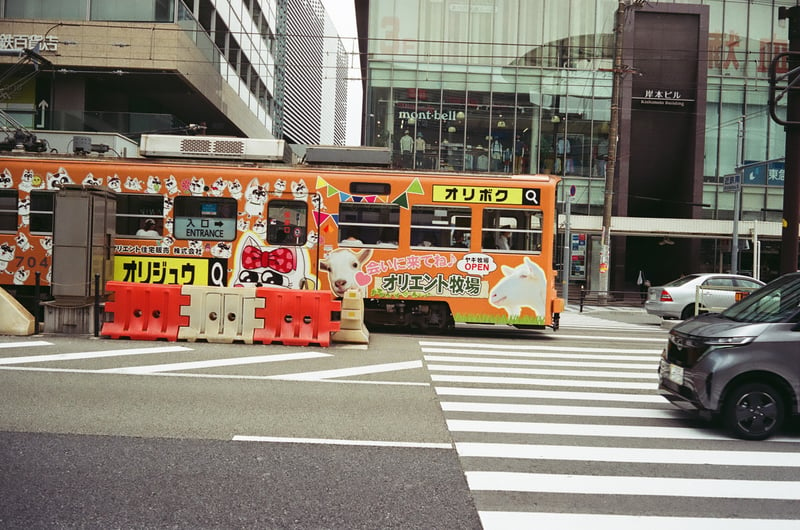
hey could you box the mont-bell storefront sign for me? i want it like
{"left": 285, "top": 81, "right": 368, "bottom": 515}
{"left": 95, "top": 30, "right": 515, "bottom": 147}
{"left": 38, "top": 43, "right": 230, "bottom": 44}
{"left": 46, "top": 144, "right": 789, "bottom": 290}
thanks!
{"left": 398, "top": 109, "right": 460, "bottom": 122}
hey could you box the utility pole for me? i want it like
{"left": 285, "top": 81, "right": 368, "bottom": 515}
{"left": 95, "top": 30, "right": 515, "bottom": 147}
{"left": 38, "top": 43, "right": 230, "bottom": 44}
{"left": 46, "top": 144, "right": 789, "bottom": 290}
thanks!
{"left": 731, "top": 117, "right": 743, "bottom": 275}
{"left": 598, "top": 1, "right": 627, "bottom": 301}
{"left": 773, "top": 7, "right": 800, "bottom": 274}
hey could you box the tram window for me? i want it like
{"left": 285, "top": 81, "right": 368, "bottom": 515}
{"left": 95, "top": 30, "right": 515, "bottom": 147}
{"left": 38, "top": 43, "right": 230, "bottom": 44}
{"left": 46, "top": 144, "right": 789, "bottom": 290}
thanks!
{"left": 266, "top": 199, "right": 307, "bottom": 246}
{"left": 350, "top": 182, "right": 391, "bottom": 196}
{"left": 481, "top": 208, "right": 542, "bottom": 254}
{"left": 116, "top": 194, "right": 165, "bottom": 237}
{"left": 30, "top": 191, "right": 54, "bottom": 234}
{"left": 0, "top": 190, "right": 17, "bottom": 232}
{"left": 410, "top": 206, "right": 471, "bottom": 249}
{"left": 173, "top": 196, "right": 237, "bottom": 241}
{"left": 338, "top": 203, "right": 399, "bottom": 247}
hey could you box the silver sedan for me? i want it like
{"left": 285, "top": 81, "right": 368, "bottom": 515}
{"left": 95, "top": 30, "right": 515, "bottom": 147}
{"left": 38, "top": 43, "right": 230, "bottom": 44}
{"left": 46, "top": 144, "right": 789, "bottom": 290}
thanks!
{"left": 645, "top": 273, "right": 764, "bottom": 320}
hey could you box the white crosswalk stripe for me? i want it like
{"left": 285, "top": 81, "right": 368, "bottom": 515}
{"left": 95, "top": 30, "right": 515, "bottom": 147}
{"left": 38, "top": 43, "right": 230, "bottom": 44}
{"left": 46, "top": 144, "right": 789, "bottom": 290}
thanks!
{"left": 423, "top": 337, "right": 800, "bottom": 528}
{"left": 559, "top": 310, "right": 659, "bottom": 331}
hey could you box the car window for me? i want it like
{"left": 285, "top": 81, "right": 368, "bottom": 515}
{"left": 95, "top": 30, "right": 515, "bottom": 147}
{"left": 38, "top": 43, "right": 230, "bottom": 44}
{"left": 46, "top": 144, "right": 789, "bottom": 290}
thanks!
{"left": 723, "top": 274, "right": 800, "bottom": 323}
{"left": 665, "top": 274, "right": 701, "bottom": 287}
{"left": 736, "top": 279, "right": 764, "bottom": 289}
{"left": 705, "top": 277, "right": 735, "bottom": 287}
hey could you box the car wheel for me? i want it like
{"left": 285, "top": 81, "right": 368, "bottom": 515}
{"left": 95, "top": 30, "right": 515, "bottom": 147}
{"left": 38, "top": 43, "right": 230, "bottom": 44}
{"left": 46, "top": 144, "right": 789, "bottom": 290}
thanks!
{"left": 680, "top": 304, "right": 696, "bottom": 320}
{"left": 723, "top": 382, "right": 784, "bottom": 440}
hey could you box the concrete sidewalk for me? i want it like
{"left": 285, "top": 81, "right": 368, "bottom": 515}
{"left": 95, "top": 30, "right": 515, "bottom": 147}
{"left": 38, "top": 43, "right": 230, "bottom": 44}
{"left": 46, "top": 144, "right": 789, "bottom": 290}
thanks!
{"left": 566, "top": 304, "right": 672, "bottom": 328}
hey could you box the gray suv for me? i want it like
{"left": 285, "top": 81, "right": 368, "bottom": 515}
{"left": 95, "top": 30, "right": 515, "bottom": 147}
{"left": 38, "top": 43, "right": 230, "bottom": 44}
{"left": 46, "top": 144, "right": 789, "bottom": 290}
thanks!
{"left": 658, "top": 272, "right": 800, "bottom": 440}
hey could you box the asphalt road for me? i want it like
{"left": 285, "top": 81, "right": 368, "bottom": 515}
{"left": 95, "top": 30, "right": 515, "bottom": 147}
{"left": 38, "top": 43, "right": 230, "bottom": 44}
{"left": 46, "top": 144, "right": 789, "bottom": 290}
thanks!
{"left": 8, "top": 308, "right": 797, "bottom": 529}
{"left": 0, "top": 332, "right": 482, "bottom": 529}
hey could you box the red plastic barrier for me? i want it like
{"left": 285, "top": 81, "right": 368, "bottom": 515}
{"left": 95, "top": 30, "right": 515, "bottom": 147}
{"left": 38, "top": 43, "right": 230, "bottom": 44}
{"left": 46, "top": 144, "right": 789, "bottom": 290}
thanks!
{"left": 253, "top": 288, "right": 341, "bottom": 347}
{"left": 101, "top": 282, "right": 190, "bottom": 341}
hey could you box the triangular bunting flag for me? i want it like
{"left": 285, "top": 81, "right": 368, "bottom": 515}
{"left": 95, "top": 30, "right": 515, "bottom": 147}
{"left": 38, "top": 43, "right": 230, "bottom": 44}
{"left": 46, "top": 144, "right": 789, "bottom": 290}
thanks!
{"left": 391, "top": 192, "right": 409, "bottom": 209}
{"left": 326, "top": 185, "right": 338, "bottom": 197}
{"left": 313, "top": 211, "right": 331, "bottom": 227}
{"left": 316, "top": 176, "right": 328, "bottom": 190}
{"left": 407, "top": 178, "right": 424, "bottom": 195}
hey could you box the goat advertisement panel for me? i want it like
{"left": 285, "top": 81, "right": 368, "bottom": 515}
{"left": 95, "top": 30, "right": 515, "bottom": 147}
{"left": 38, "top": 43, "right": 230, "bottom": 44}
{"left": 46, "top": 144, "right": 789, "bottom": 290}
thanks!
{"left": 319, "top": 247, "right": 546, "bottom": 326}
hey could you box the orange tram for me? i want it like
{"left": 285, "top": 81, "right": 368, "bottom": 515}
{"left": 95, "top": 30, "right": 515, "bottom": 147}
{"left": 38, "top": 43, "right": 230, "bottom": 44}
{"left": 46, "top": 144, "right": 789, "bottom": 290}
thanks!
{"left": 0, "top": 136, "right": 565, "bottom": 332}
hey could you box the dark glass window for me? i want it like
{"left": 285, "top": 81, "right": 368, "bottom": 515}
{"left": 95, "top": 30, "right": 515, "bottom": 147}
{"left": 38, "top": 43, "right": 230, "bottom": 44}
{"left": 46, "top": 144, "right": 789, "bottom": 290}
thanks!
{"left": 481, "top": 208, "right": 543, "bottom": 253}
{"left": 338, "top": 203, "right": 400, "bottom": 247}
{"left": 116, "top": 194, "right": 164, "bottom": 237}
{"left": 0, "top": 190, "right": 18, "bottom": 232}
{"left": 410, "top": 205, "right": 471, "bottom": 250}
{"left": 266, "top": 200, "right": 307, "bottom": 246}
{"left": 30, "top": 191, "right": 54, "bottom": 233}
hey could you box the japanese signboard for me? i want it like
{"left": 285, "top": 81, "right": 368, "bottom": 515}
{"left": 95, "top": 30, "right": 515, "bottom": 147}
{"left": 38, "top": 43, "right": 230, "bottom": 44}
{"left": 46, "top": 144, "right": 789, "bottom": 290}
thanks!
{"left": 433, "top": 185, "right": 540, "bottom": 206}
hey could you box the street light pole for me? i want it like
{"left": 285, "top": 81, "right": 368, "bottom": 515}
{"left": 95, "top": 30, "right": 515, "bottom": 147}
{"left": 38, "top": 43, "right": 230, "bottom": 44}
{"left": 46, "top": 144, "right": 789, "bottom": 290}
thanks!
{"left": 599, "top": 0, "right": 627, "bottom": 301}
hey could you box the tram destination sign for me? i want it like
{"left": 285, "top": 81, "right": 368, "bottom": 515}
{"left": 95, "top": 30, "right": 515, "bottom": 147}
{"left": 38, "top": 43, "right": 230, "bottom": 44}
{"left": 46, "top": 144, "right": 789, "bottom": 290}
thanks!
{"left": 174, "top": 216, "right": 236, "bottom": 240}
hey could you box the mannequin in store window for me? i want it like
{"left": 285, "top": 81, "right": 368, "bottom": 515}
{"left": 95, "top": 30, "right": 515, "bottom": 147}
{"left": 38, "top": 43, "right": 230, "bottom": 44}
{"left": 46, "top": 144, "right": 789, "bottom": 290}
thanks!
{"left": 476, "top": 146, "right": 489, "bottom": 171}
{"left": 414, "top": 132, "right": 426, "bottom": 169}
{"left": 491, "top": 137, "right": 503, "bottom": 171}
{"left": 400, "top": 130, "right": 413, "bottom": 168}
{"left": 556, "top": 136, "right": 573, "bottom": 174}
{"left": 503, "top": 146, "right": 512, "bottom": 173}
{"left": 514, "top": 135, "right": 526, "bottom": 174}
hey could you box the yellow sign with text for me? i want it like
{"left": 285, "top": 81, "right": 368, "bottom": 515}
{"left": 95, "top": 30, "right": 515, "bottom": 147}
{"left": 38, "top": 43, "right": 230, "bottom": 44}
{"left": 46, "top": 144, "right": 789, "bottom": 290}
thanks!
{"left": 433, "top": 185, "right": 540, "bottom": 206}
{"left": 113, "top": 256, "right": 212, "bottom": 285}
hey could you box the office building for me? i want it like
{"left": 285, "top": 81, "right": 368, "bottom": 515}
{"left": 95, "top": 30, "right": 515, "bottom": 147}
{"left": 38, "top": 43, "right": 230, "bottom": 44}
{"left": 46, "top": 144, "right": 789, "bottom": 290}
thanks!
{"left": 356, "top": 0, "right": 791, "bottom": 288}
{"left": 0, "top": 0, "right": 351, "bottom": 144}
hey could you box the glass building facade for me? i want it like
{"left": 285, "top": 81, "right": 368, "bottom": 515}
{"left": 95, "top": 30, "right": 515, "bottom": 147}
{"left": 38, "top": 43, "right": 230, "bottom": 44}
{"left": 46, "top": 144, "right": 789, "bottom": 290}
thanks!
{"left": 362, "top": 0, "right": 793, "bottom": 288}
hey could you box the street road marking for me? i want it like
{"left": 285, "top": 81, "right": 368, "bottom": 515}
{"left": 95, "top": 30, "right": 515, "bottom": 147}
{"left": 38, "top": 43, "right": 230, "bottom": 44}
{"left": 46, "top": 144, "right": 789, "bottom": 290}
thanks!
{"left": 268, "top": 360, "right": 423, "bottom": 381}
{"left": 422, "top": 347, "right": 657, "bottom": 361}
{"left": 0, "top": 345, "right": 192, "bottom": 365}
{"left": 434, "top": 386, "right": 666, "bottom": 404}
{"left": 232, "top": 435, "right": 451, "bottom": 449}
{"left": 556, "top": 333, "right": 666, "bottom": 341}
{"left": 0, "top": 366, "right": 426, "bottom": 386}
{"left": 456, "top": 442, "right": 800, "bottom": 467}
{"left": 97, "top": 351, "right": 332, "bottom": 373}
{"left": 479, "top": 512, "right": 800, "bottom": 530}
{"left": 440, "top": 402, "right": 684, "bottom": 419}
{"left": 467, "top": 471, "right": 800, "bottom": 499}
{"left": 428, "top": 363, "right": 657, "bottom": 379}
{"left": 446, "top": 419, "right": 798, "bottom": 443}
{"left": 0, "top": 341, "right": 53, "bottom": 349}
{"left": 425, "top": 355, "right": 656, "bottom": 370}
{"left": 431, "top": 374, "right": 654, "bottom": 389}
{"left": 420, "top": 341, "right": 662, "bottom": 353}
{"left": 559, "top": 313, "right": 661, "bottom": 331}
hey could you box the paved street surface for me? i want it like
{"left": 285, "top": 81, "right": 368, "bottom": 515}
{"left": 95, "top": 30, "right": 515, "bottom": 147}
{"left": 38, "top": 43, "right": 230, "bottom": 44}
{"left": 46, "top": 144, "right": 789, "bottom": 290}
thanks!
{"left": 2, "top": 306, "right": 800, "bottom": 528}
{"left": 438, "top": 308, "right": 800, "bottom": 529}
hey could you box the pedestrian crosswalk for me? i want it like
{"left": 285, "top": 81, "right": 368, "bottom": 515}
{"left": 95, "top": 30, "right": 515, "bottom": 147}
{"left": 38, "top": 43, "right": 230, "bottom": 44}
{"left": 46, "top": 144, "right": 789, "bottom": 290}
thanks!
{"left": 0, "top": 339, "right": 426, "bottom": 384}
{"left": 423, "top": 336, "right": 800, "bottom": 529}
{"left": 559, "top": 309, "right": 662, "bottom": 331}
